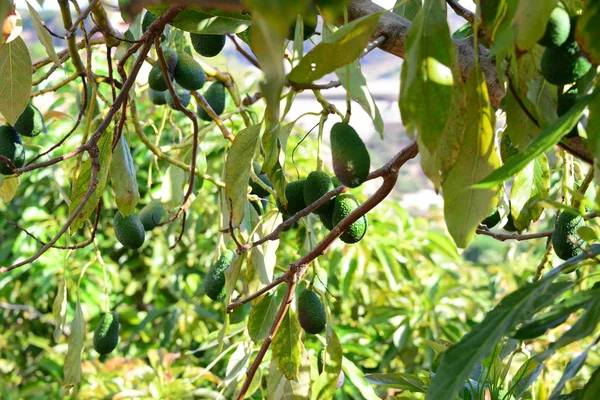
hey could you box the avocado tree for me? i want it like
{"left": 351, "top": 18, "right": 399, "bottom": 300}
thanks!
{"left": 1, "top": 0, "right": 600, "bottom": 399}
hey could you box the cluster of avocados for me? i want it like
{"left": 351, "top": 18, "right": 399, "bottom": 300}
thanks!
{"left": 539, "top": 6, "right": 591, "bottom": 87}
{"left": 0, "top": 103, "right": 46, "bottom": 175}
{"left": 113, "top": 200, "right": 165, "bottom": 249}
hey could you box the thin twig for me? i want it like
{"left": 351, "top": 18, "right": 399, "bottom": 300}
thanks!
{"left": 476, "top": 227, "right": 553, "bottom": 242}
{"left": 228, "top": 34, "right": 260, "bottom": 69}
{"left": 446, "top": 0, "right": 475, "bottom": 24}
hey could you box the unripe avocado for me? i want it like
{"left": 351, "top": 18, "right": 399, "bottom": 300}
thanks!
{"left": 148, "top": 49, "right": 178, "bottom": 91}
{"left": 93, "top": 311, "right": 119, "bottom": 355}
{"left": 114, "top": 211, "right": 145, "bottom": 249}
{"left": 320, "top": 210, "right": 334, "bottom": 231}
{"left": 149, "top": 88, "right": 167, "bottom": 105}
{"left": 332, "top": 193, "right": 367, "bottom": 244}
{"left": 288, "top": 12, "right": 318, "bottom": 41}
{"left": 139, "top": 200, "right": 164, "bottom": 231}
{"left": 190, "top": 33, "right": 226, "bottom": 57}
{"left": 205, "top": 250, "right": 236, "bottom": 300}
{"left": 13, "top": 103, "right": 46, "bottom": 137}
{"left": 174, "top": 51, "right": 206, "bottom": 91}
{"left": 552, "top": 209, "right": 585, "bottom": 260}
{"left": 166, "top": 85, "right": 191, "bottom": 110}
{"left": 538, "top": 7, "right": 570, "bottom": 48}
{"left": 249, "top": 162, "right": 273, "bottom": 198}
{"left": 297, "top": 289, "right": 326, "bottom": 334}
{"left": 197, "top": 83, "right": 226, "bottom": 121}
{"left": 557, "top": 87, "right": 579, "bottom": 138}
{"left": 481, "top": 207, "right": 501, "bottom": 228}
{"left": 304, "top": 171, "right": 335, "bottom": 215}
{"left": 283, "top": 179, "right": 307, "bottom": 215}
{"left": 330, "top": 122, "right": 370, "bottom": 188}
{"left": 541, "top": 40, "right": 592, "bottom": 85}
{"left": 0, "top": 125, "right": 25, "bottom": 175}
{"left": 500, "top": 132, "right": 518, "bottom": 164}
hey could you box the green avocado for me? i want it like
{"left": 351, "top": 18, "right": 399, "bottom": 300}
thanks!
{"left": 320, "top": 210, "right": 334, "bottom": 231}
{"left": 148, "top": 49, "right": 178, "bottom": 91}
{"left": 14, "top": 103, "right": 46, "bottom": 137}
{"left": 283, "top": 179, "right": 306, "bottom": 215}
{"left": 557, "top": 87, "right": 579, "bottom": 138}
{"left": 174, "top": 51, "right": 206, "bottom": 91}
{"left": 190, "top": 33, "right": 226, "bottom": 58}
{"left": 166, "top": 85, "right": 191, "bottom": 110}
{"left": 297, "top": 289, "right": 326, "bottom": 334}
{"left": 0, "top": 125, "right": 25, "bottom": 175}
{"left": 552, "top": 209, "right": 585, "bottom": 260}
{"left": 114, "top": 211, "right": 145, "bottom": 249}
{"left": 538, "top": 7, "right": 570, "bottom": 48}
{"left": 149, "top": 88, "right": 167, "bottom": 105}
{"left": 93, "top": 311, "right": 120, "bottom": 355}
{"left": 541, "top": 40, "right": 592, "bottom": 85}
{"left": 249, "top": 161, "right": 273, "bottom": 198}
{"left": 481, "top": 207, "right": 501, "bottom": 228}
{"left": 332, "top": 193, "right": 367, "bottom": 244}
{"left": 330, "top": 122, "right": 370, "bottom": 188}
{"left": 288, "top": 11, "right": 318, "bottom": 41}
{"left": 205, "top": 250, "right": 236, "bottom": 300}
{"left": 304, "top": 171, "right": 335, "bottom": 215}
{"left": 139, "top": 200, "right": 164, "bottom": 231}
{"left": 197, "top": 82, "right": 226, "bottom": 121}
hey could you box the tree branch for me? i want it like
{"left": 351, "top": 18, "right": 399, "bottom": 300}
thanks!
{"left": 476, "top": 227, "right": 553, "bottom": 242}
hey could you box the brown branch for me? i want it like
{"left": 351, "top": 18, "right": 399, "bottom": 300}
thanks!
{"left": 228, "top": 34, "right": 260, "bottom": 69}
{"left": 226, "top": 274, "right": 287, "bottom": 313}
{"left": 476, "top": 227, "right": 553, "bottom": 242}
{"left": 446, "top": 0, "right": 475, "bottom": 25}
{"left": 33, "top": 36, "right": 103, "bottom": 72}
{"left": 67, "top": 0, "right": 100, "bottom": 36}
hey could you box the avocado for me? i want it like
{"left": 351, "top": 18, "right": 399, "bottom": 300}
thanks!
{"left": 481, "top": 207, "right": 501, "bottom": 228}
{"left": 330, "top": 122, "right": 370, "bottom": 188}
{"left": 538, "top": 7, "right": 570, "bottom": 48}
{"left": 541, "top": 40, "right": 592, "bottom": 85}
{"left": 500, "top": 132, "right": 518, "bottom": 164}
{"left": 93, "top": 311, "right": 119, "bottom": 355}
{"left": 288, "top": 12, "right": 318, "bottom": 41}
{"left": 13, "top": 103, "right": 46, "bottom": 137}
{"left": 249, "top": 162, "right": 273, "bottom": 198}
{"left": 149, "top": 88, "right": 167, "bottom": 105}
{"left": 0, "top": 125, "right": 25, "bottom": 175}
{"left": 557, "top": 87, "right": 579, "bottom": 138}
{"left": 139, "top": 200, "right": 164, "bottom": 231}
{"left": 304, "top": 171, "right": 335, "bottom": 215}
{"left": 174, "top": 51, "right": 206, "bottom": 91}
{"left": 197, "top": 83, "right": 226, "bottom": 121}
{"left": 190, "top": 33, "right": 226, "bottom": 58}
{"left": 552, "top": 209, "right": 585, "bottom": 260}
{"left": 283, "top": 179, "right": 306, "bottom": 215}
{"left": 166, "top": 85, "right": 191, "bottom": 110}
{"left": 332, "top": 193, "right": 367, "bottom": 244}
{"left": 114, "top": 211, "right": 145, "bottom": 249}
{"left": 317, "top": 348, "right": 345, "bottom": 389}
{"left": 205, "top": 250, "right": 236, "bottom": 300}
{"left": 297, "top": 289, "right": 326, "bottom": 334}
{"left": 148, "top": 49, "right": 178, "bottom": 91}
{"left": 320, "top": 210, "right": 334, "bottom": 231}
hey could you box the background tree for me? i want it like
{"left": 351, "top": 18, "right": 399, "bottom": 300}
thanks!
{"left": 1, "top": 0, "right": 600, "bottom": 399}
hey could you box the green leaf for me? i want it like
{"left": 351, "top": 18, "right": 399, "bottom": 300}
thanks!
{"left": 69, "top": 129, "right": 114, "bottom": 233}
{"left": 452, "top": 22, "right": 473, "bottom": 39}
{"left": 287, "top": 12, "right": 383, "bottom": 84}
{"left": 548, "top": 339, "right": 596, "bottom": 400}
{"left": 110, "top": 136, "right": 140, "bottom": 217}
{"left": 267, "top": 350, "right": 311, "bottom": 400}
{"left": 224, "top": 254, "right": 244, "bottom": 304}
{"left": 576, "top": 0, "right": 600, "bottom": 64}
{"left": 243, "top": 0, "right": 309, "bottom": 35}
{"left": 0, "top": 36, "right": 32, "bottom": 125}
{"left": 52, "top": 271, "right": 67, "bottom": 342}
{"left": 426, "top": 275, "right": 557, "bottom": 400}
{"left": 147, "top": 5, "right": 251, "bottom": 34}
{"left": 365, "top": 373, "right": 427, "bottom": 392}
{"left": 476, "top": 89, "right": 599, "bottom": 188}
{"left": 399, "top": 0, "right": 458, "bottom": 153}
{"left": 510, "top": 154, "right": 549, "bottom": 231}
{"left": 442, "top": 67, "right": 500, "bottom": 248}
{"left": 26, "top": 1, "right": 61, "bottom": 67}
{"left": 342, "top": 356, "right": 381, "bottom": 400}
{"left": 513, "top": 359, "right": 544, "bottom": 398}
{"left": 271, "top": 309, "right": 302, "bottom": 380}
{"left": 62, "top": 298, "right": 85, "bottom": 392}
{"left": 503, "top": 91, "right": 542, "bottom": 151}
{"left": 224, "top": 124, "right": 261, "bottom": 226}
{"left": 160, "top": 164, "right": 185, "bottom": 210}
{"left": 581, "top": 364, "right": 600, "bottom": 400}
{"left": 513, "top": 0, "right": 558, "bottom": 50}
{"left": 394, "top": 0, "right": 422, "bottom": 21}
{"left": 248, "top": 294, "right": 277, "bottom": 343}
{"left": 312, "top": 329, "right": 343, "bottom": 399}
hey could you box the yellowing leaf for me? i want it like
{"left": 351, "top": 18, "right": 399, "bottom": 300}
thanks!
{"left": 62, "top": 298, "right": 85, "bottom": 393}
{"left": 442, "top": 66, "right": 501, "bottom": 248}
{"left": 26, "top": 1, "right": 61, "bottom": 67}
{"left": 0, "top": 36, "right": 32, "bottom": 125}
{"left": 110, "top": 136, "right": 140, "bottom": 216}
{"left": 510, "top": 154, "right": 550, "bottom": 231}
{"left": 52, "top": 271, "right": 67, "bottom": 342}
{"left": 0, "top": 175, "right": 18, "bottom": 203}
